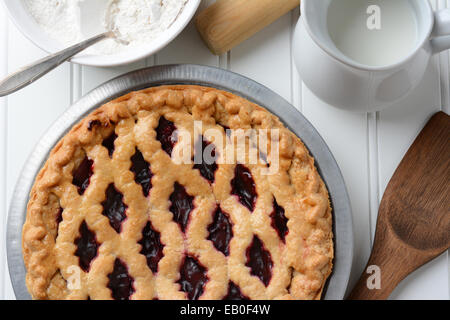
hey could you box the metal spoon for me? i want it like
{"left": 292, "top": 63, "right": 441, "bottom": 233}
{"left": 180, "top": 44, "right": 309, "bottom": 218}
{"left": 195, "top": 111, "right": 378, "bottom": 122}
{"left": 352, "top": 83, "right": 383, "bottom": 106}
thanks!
{"left": 0, "top": 0, "right": 124, "bottom": 97}
{"left": 0, "top": 32, "right": 115, "bottom": 97}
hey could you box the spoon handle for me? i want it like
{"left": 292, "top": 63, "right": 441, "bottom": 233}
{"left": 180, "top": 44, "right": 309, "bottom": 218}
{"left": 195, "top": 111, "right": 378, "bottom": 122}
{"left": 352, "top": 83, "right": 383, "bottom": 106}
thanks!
{"left": 347, "top": 226, "right": 409, "bottom": 300}
{"left": 0, "top": 32, "right": 112, "bottom": 97}
{"left": 347, "top": 217, "right": 443, "bottom": 300}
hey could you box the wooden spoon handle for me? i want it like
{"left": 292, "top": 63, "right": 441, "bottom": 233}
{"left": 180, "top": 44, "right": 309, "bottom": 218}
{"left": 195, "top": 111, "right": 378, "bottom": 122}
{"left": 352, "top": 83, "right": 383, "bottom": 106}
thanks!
{"left": 196, "top": 0, "right": 300, "bottom": 55}
{"left": 348, "top": 237, "right": 408, "bottom": 300}
{"left": 348, "top": 219, "right": 435, "bottom": 300}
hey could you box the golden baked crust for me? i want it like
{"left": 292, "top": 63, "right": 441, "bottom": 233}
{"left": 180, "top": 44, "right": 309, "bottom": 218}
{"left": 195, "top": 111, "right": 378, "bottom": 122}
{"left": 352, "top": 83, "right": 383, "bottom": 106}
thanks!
{"left": 22, "top": 85, "right": 333, "bottom": 300}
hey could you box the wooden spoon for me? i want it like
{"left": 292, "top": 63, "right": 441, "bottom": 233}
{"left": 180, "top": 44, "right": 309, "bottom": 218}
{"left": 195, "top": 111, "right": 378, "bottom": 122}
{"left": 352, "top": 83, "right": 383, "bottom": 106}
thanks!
{"left": 348, "top": 112, "right": 450, "bottom": 300}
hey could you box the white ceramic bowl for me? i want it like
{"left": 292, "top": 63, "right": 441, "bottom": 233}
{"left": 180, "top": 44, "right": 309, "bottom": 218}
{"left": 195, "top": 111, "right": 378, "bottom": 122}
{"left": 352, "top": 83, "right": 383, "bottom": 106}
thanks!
{"left": 1, "top": 0, "right": 201, "bottom": 67}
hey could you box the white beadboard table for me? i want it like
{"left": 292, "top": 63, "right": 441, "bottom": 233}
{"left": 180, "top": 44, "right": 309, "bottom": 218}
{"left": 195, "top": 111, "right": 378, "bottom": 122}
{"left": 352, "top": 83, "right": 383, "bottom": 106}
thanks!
{"left": 0, "top": 0, "right": 449, "bottom": 300}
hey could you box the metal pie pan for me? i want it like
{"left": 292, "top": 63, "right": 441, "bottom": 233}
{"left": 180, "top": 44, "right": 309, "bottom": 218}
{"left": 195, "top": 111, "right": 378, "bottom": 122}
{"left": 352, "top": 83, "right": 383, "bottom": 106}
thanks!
{"left": 7, "top": 64, "right": 354, "bottom": 300}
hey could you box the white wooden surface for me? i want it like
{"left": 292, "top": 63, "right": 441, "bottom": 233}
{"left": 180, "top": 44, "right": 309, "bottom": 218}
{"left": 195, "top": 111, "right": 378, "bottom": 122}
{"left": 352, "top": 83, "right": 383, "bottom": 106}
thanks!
{"left": 1, "top": 0, "right": 449, "bottom": 300}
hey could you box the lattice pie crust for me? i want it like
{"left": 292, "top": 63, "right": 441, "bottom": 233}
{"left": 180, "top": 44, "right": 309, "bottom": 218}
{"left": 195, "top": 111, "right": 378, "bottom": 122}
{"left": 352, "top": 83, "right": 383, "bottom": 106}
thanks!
{"left": 22, "top": 85, "right": 333, "bottom": 300}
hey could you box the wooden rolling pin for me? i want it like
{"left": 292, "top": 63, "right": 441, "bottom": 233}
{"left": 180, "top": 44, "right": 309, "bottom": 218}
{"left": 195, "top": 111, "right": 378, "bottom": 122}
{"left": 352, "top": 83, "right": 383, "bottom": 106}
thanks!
{"left": 196, "top": 0, "right": 300, "bottom": 55}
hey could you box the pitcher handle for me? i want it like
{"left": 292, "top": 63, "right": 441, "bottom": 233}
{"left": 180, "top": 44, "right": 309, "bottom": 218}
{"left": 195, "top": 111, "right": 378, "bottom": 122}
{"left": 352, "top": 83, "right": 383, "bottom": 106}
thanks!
{"left": 431, "top": 9, "right": 450, "bottom": 53}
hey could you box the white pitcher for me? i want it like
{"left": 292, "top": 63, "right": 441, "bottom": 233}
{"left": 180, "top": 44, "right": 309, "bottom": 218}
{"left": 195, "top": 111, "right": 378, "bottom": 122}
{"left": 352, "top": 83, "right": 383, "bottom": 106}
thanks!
{"left": 293, "top": 0, "right": 450, "bottom": 112}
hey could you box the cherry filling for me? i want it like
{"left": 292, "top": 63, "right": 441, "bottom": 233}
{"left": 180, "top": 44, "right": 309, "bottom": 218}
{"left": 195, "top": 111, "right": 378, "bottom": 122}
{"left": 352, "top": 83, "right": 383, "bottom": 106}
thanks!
{"left": 270, "top": 198, "right": 288, "bottom": 242}
{"left": 107, "top": 259, "right": 135, "bottom": 300}
{"left": 223, "top": 282, "right": 249, "bottom": 300}
{"left": 102, "top": 132, "right": 118, "bottom": 158}
{"left": 87, "top": 120, "right": 101, "bottom": 131}
{"left": 138, "top": 221, "right": 164, "bottom": 273}
{"left": 101, "top": 184, "right": 128, "bottom": 233}
{"left": 72, "top": 156, "right": 94, "bottom": 195}
{"left": 231, "top": 164, "right": 257, "bottom": 212}
{"left": 246, "top": 236, "right": 273, "bottom": 287}
{"left": 56, "top": 207, "right": 63, "bottom": 236}
{"left": 74, "top": 221, "right": 99, "bottom": 272}
{"left": 169, "top": 182, "right": 194, "bottom": 233}
{"left": 177, "top": 256, "right": 208, "bottom": 300}
{"left": 219, "top": 124, "right": 231, "bottom": 137}
{"left": 193, "top": 136, "right": 218, "bottom": 183}
{"left": 207, "top": 207, "right": 233, "bottom": 256}
{"left": 156, "top": 116, "right": 178, "bottom": 156}
{"left": 56, "top": 207, "right": 63, "bottom": 225}
{"left": 130, "top": 148, "right": 153, "bottom": 197}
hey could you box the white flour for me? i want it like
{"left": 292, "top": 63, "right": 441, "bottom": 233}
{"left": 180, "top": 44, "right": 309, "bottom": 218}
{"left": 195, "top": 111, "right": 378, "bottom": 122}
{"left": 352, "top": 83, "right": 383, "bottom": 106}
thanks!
{"left": 24, "top": 0, "right": 188, "bottom": 54}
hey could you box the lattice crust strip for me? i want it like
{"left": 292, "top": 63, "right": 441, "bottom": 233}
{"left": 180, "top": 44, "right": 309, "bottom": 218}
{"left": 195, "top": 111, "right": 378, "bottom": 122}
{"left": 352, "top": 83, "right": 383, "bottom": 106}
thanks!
{"left": 23, "top": 85, "right": 333, "bottom": 300}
